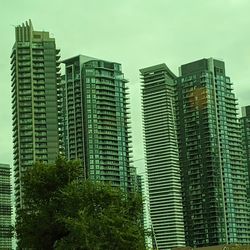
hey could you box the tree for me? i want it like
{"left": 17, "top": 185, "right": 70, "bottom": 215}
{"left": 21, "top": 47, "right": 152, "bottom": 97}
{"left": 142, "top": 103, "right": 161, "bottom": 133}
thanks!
{"left": 15, "top": 158, "right": 145, "bottom": 249}
{"left": 16, "top": 157, "right": 80, "bottom": 249}
{"left": 55, "top": 181, "right": 145, "bottom": 250}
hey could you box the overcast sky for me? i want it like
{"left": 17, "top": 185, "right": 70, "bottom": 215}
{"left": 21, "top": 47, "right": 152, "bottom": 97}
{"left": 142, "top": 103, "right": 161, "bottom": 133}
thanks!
{"left": 1, "top": 0, "right": 250, "bottom": 173}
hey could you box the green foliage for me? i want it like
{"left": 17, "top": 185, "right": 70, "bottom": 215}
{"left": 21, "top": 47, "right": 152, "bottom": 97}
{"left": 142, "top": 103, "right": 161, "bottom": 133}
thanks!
{"left": 16, "top": 157, "right": 80, "bottom": 249}
{"left": 55, "top": 181, "right": 145, "bottom": 250}
{"left": 15, "top": 157, "right": 145, "bottom": 249}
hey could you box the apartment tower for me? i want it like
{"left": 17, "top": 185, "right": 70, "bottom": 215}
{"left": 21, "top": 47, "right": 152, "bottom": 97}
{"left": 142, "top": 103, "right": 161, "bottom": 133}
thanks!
{"left": 240, "top": 105, "right": 250, "bottom": 197}
{"left": 61, "top": 55, "right": 135, "bottom": 191}
{"left": 176, "top": 58, "right": 250, "bottom": 246}
{"left": 11, "top": 20, "right": 60, "bottom": 207}
{"left": 0, "top": 163, "right": 12, "bottom": 249}
{"left": 140, "top": 64, "right": 185, "bottom": 250}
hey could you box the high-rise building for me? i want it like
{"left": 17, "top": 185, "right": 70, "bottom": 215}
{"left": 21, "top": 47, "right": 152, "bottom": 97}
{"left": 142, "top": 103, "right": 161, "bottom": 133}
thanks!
{"left": 176, "top": 58, "right": 250, "bottom": 246}
{"left": 140, "top": 171, "right": 153, "bottom": 249}
{"left": 140, "top": 64, "right": 185, "bottom": 250}
{"left": 240, "top": 105, "right": 250, "bottom": 197}
{"left": 0, "top": 163, "right": 12, "bottom": 249}
{"left": 11, "top": 20, "right": 61, "bottom": 207}
{"left": 61, "top": 55, "right": 135, "bottom": 191}
{"left": 58, "top": 75, "right": 68, "bottom": 156}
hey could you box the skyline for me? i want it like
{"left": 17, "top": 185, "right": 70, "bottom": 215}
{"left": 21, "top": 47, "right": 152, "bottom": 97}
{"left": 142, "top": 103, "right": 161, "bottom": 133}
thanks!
{"left": 1, "top": 0, "right": 250, "bottom": 174}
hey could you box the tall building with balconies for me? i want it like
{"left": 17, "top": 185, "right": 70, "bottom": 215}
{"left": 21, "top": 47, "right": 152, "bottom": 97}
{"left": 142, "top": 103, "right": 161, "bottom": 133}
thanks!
{"left": 140, "top": 64, "right": 185, "bottom": 250}
{"left": 176, "top": 58, "right": 250, "bottom": 246}
{"left": 0, "top": 163, "right": 12, "bottom": 249}
{"left": 240, "top": 105, "right": 250, "bottom": 198}
{"left": 11, "top": 20, "right": 61, "bottom": 207}
{"left": 61, "top": 55, "right": 135, "bottom": 191}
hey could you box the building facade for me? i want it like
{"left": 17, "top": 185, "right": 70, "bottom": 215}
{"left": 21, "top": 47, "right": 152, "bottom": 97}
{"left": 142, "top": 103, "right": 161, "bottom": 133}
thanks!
{"left": 140, "top": 64, "right": 185, "bottom": 250}
{"left": 240, "top": 105, "right": 250, "bottom": 197}
{"left": 176, "top": 58, "right": 250, "bottom": 246}
{"left": 62, "top": 55, "right": 135, "bottom": 191}
{"left": 173, "top": 244, "right": 250, "bottom": 250}
{"left": 11, "top": 20, "right": 61, "bottom": 207}
{"left": 0, "top": 163, "right": 12, "bottom": 249}
{"left": 140, "top": 170, "right": 153, "bottom": 249}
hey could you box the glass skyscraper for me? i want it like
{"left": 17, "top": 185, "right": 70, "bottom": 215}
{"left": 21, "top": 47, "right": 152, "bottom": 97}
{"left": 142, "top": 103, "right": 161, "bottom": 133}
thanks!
{"left": 176, "top": 58, "right": 250, "bottom": 246}
{"left": 61, "top": 55, "right": 135, "bottom": 191}
{"left": 140, "top": 64, "right": 185, "bottom": 250}
{"left": 0, "top": 163, "right": 12, "bottom": 249}
{"left": 11, "top": 20, "right": 61, "bottom": 207}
